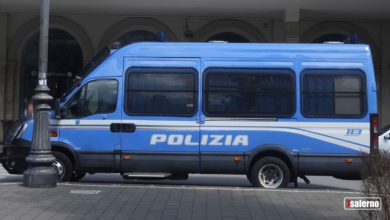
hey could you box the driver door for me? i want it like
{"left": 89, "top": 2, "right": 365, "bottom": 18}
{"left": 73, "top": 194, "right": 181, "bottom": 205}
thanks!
{"left": 58, "top": 77, "right": 121, "bottom": 171}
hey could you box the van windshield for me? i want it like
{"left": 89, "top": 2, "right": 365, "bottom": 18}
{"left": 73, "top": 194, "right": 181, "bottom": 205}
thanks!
{"left": 60, "top": 47, "right": 111, "bottom": 102}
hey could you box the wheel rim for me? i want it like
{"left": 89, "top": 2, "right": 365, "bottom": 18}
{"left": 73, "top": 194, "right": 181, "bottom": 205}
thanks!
{"left": 52, "top": 160, "right": 64, "bottom": 180}
{"left": 258, "top": 164, "right": 283, "bottom": 188}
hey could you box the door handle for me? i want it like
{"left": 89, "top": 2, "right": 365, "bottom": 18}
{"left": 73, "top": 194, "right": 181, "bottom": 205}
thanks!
{"left": 110, "top": 123, "right": 136, "bottom": 133}
{"left": 123, "top": 123, "right": 136, "bottom": 133}
{"left": 110, "top": 123, "right": 122, "bottom": 132}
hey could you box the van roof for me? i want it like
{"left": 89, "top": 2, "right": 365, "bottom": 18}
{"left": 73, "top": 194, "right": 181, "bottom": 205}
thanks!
{"left": 114, "top": 42, "right": 372, "bottom": 59}
{"left": 86, "top": 42, "right": 374, "bottom": 80}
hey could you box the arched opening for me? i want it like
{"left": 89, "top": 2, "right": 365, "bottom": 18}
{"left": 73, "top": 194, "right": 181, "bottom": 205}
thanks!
{"left": 194, "top": 20, "right": 266, "bottom": 43}
{"left": 301, "top": 22, "right": 378, "bottom": 64}
{"left": 99, "top": 18, "right": 177, "bottom": 49}
{"left": 116, "top": 30, "right": 157, "bottom": 46}
{"left": 20, "top": 28, "right": 83, "bottom": 109}
{"left": 312, "top": 33, "right": 348, "bottom": 43}
{"left": 206, "top": 32, "right": 250, "bottom": 43}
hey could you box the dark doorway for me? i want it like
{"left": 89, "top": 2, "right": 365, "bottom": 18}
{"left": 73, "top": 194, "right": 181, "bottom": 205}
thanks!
{"left": 312, "top": 33, "right": 347, "bottom": 43}
{"left": 116, "top": 30, "right": 157, "bottom": 46}
{"left": 207, "top": 32, "right": 250, "bottom": 43}
{"left": 20, "top": 28, "right": 83, "bottom": 111}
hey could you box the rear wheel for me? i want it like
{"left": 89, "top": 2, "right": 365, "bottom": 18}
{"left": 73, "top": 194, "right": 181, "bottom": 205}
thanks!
{"left": 52, "top": 151, "right": 73, "bottom": 182}
{"left": 250, "top": 157, "right": 290, "bottom": 188}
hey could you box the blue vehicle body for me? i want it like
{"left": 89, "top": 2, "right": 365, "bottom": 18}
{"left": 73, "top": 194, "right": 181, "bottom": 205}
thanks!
{"left": 2, "top": 42, "right": 378, "bottom": 184}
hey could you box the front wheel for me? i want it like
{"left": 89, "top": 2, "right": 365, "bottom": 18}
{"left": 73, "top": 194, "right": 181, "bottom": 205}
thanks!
{"left": 52, "top": 151, "right": 73, "bottom": 182}
{"left": 250, "top": 157, "right": 290, "bottom": 188}
{"left": 71, "top": 172, "right": 86, "bottom": 182}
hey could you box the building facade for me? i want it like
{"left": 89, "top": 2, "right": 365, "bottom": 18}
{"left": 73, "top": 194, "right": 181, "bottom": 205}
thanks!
{"left": 0, "top": 1, "right": 390, "bottom": 141}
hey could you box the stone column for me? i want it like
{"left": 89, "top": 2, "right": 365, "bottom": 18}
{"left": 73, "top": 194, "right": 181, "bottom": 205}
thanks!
{"left": 272, "top": 19, "right": 286, "bottom": 43}
{"left": 380, "top": 22, "right": 390, "bottom": 127}
{"left": 4, "top": 61, "right": 16, "bottom": 121}
{"left": 285, "top": 8, "right": 300, "bottom": 43}
{"left": 0, "top": 13, "right": 7, "bottom": 143}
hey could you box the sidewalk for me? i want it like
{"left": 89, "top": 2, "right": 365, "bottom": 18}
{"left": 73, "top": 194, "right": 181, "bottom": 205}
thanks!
{"left": 0, "top": 181, "right": 360, "bottom": 220}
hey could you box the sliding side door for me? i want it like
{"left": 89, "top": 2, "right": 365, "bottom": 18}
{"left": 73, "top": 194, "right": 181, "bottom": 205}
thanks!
{"left": 120, "top": 58, "right": 201, "bottom": 173}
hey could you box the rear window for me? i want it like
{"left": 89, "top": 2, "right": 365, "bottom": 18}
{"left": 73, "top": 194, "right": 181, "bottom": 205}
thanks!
{"left": 302, "top": 70, "right": 366, "bottom": 118}
{"left": 204, "top": 68, "right": 295, "bottom": 117}
{"left": 125, "top": 67, "right": 197, "bottom": 116}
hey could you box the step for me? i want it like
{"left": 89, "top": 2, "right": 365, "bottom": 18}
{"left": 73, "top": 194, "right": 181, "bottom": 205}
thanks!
{"left": 122, "top": 172, "right": 172, "bottom": 179}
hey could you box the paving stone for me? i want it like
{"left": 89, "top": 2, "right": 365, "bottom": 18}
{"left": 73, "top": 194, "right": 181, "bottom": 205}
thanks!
{"left": 0, "top": 179, "right": 362, "bottom": 220}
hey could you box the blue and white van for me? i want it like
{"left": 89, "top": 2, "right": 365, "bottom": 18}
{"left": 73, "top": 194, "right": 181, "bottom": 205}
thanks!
{"left": 1, "top": 42, "right": 385, "bottom": 188}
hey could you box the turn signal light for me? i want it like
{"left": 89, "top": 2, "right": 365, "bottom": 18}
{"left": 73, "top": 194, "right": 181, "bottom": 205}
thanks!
{"left": 234, "top": 156, "right": 241, "bottom": 162}
{"left": 49, "top": 130, "right": 58, "bottom": 137}
{"left": 345, "top": 159, "right": 353, "bottom": 164}
{"left": 123, "top": 155, "right": 132, "bottom": 160}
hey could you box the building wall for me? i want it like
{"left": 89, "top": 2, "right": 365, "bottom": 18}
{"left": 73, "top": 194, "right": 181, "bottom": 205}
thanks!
{"left": 1, "top": 13, "right": 389, "bottom": 142}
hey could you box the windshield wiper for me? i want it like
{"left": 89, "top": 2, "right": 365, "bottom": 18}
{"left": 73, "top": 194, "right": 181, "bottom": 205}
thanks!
{"left": 78, "top": 47, "right": 110, "bottom": 77}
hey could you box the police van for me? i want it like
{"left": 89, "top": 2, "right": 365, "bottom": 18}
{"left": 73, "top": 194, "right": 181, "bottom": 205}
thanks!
{"left": 2, "top": 42, "right": 388, "bottom": 188}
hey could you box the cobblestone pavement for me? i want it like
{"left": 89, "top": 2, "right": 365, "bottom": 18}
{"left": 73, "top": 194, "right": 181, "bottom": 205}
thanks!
{"left": 0, "top": 166, "right": 364, "bottom": 220}
{"left": 0, "top": 181, "right": 362, "bottom": 220}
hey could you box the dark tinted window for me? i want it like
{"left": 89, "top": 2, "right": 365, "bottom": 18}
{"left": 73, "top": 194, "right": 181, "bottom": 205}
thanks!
{"left": 302, "top": 71, "right": 366, "bottom": 117}
{"left": 62, "top": 80, "right": 118, "bottom": 118}
{"left": 204, "top": 69, "right": 295, "bottom": 117}
{"left": 126, "top": 68, "right": 197, "bottom": 116}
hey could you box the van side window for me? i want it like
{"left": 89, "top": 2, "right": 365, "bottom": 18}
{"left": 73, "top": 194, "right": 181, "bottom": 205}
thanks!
{"left": 302, "top": 70, "right": 366, "bottom": 118}
{"left": 62, "top": 80, "right": 118, "bottom": 119}
{"left": 125, "top": 68, "right": 197, "bottom": 116}
{"left": 204, "top": 68, "right": 295, "bottom": 117}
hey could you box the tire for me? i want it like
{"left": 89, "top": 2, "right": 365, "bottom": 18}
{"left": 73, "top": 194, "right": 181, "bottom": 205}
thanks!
{"left": 71, "top": 172, "right": 86, "bottom": 182}
{"left": 52, "top": 151, "right": 73, "bottom": 182}
{"left": 246, "top": 173, "right": 255, "bottom": 185}
{"left": 250, "top": 157, "right": 290, "bottom": 188}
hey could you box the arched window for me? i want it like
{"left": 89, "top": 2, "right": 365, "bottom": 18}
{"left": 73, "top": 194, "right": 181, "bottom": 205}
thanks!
{"left": 21, "top": 28, "right": 83, "bottom": 107}
{"left": 116, "top": 30, "right": 157, "bottom": 45}
{"left": 207, "top": 32, "right": 250, "bottom": 43}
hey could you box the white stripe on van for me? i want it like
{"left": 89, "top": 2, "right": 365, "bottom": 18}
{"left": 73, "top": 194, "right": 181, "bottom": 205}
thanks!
{"left": 201, "top": 126, "right": 369, "bottom": 153}
{"left": 202, "top": 120, "right": 369, "bottom": 129}
{"left": 51, "top": 119, "right": 369, "bottom": 152}
{"left": 51, "top": 119, "right": 369, "bottom": 128}
{"left": 51, "top": 119, "right": 197, "bottom": 126}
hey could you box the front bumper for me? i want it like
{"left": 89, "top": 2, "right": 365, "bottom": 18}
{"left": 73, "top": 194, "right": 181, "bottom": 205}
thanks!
{"left": 0, "top": 143, "right": 29, "bottom": 174}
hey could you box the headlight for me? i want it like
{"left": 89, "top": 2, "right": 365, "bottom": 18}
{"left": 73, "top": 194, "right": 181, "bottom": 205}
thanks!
{"left": 4, "top": 120, "right": 25, "bottom": 145}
